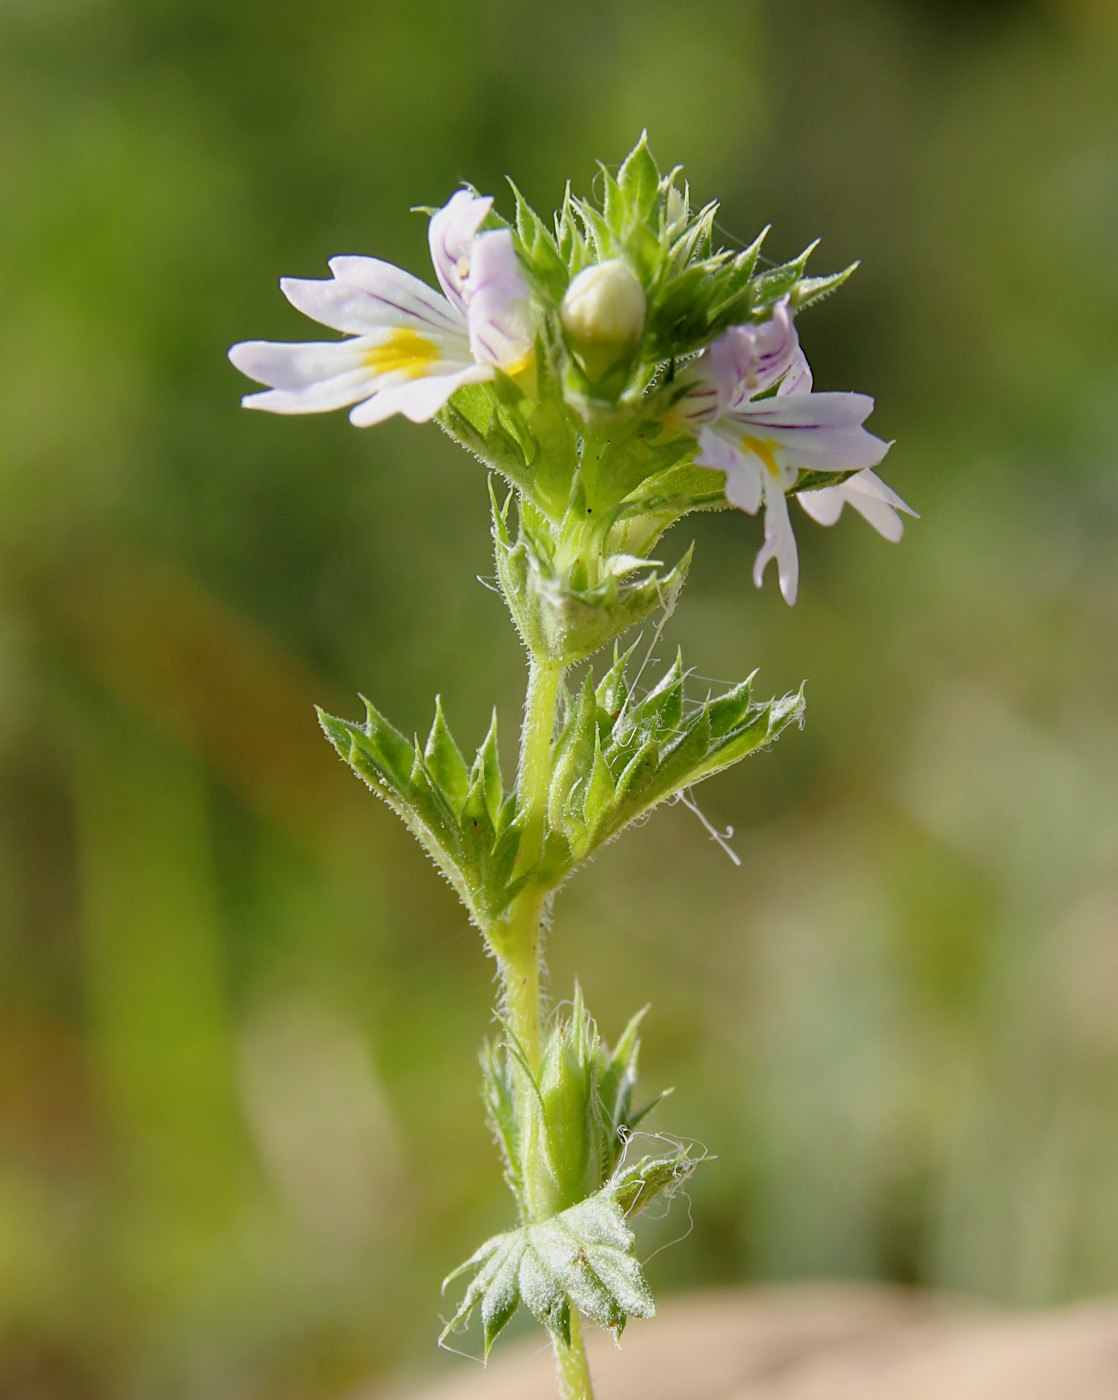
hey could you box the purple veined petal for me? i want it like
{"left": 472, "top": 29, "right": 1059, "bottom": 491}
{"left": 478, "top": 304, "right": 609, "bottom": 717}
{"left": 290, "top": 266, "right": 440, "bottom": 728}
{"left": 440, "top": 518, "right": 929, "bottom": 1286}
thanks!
{"left": 428, "top": 190, "right": 493, "bottom": 315}
{"left": 279, "top": 258, "right": 466, "bottom": 339}
{"left": 668, "top": 360, "right": 721, "bottom": 431}
{"left": 695, "top": 428, "right": 763, "bottom": 513}
{"left": 729, "top": 392, "right": 889, "bottom": 474}
{"left": 777, "top": 347, "right": 813, "bottom": 397}
{"left": 753, "top": 476, "right": 799, "bottom": 605}
{"left": 735, "top": 389, "right": 876, "bottom": 431}
{"left": 229, "top": 337, "right": 368, "bottom": 389}
{"left": 465, "top": 229, "right": 535, "bottom": 370}
{"left": 348, "top": 362, "right": 493, "bottom": 428}
{"left": 710, "top": 298, "right": 800, "bottom": 410}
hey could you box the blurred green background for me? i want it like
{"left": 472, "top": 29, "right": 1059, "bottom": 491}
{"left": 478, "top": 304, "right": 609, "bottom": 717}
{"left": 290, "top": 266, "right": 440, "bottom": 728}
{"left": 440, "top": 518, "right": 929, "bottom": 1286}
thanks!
{"left": 3, "top": 0, "right": 1118, "bottom": 1395}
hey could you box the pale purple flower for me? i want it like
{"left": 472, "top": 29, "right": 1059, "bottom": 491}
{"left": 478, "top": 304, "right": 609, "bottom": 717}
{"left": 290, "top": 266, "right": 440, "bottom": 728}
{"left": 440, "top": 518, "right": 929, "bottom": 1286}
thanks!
{"left": 228, "top": 191, "right": 535, "bottom": 428}
{"left": 675, "top": 299, "right": 913, "bottom": 605}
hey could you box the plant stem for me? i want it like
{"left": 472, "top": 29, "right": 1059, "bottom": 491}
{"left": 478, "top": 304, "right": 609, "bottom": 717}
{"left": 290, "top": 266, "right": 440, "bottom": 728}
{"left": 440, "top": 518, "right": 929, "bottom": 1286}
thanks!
{"left": 490, "top": 655, "right": 562, "bottom": 1066}
{"left": 517, "top": 657, "right": 562, "bottom": 879}
{"left": 552, "top": 1312, "right": 595, "bottom": 1400}
{"left": 493, "top": 655, "right": 596, "bottom": 1400}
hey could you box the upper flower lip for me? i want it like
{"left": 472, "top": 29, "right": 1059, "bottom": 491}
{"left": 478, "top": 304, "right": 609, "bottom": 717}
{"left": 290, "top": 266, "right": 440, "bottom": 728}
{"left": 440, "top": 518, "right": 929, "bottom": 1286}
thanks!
{"left": 228, "top": 191, "right": 534, "bottom": 428}
{"left": 428, "top": 189, "right": 494, "bottom": 316}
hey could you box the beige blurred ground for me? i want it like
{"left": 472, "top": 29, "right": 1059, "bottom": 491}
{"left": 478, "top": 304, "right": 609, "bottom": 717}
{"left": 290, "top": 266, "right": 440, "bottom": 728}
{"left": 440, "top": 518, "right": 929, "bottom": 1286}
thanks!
{"left": 384, "top": 1285, "right": 1118, "bottom": 1400}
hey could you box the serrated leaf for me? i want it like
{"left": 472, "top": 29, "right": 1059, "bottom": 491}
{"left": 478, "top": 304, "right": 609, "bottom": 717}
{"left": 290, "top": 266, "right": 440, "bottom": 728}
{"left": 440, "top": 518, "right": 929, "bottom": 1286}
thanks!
{"left": 610, "top": 1146, "right": 707, "bottom": 1217}
{"left": 481, "top": 1038, "right": 522, "bottom": 1196}
{"left": 441, "top": 1185, "right": 655, "bottom": 1353}
{"left": 320, "top": 698, "right": 528, "bottom": 928}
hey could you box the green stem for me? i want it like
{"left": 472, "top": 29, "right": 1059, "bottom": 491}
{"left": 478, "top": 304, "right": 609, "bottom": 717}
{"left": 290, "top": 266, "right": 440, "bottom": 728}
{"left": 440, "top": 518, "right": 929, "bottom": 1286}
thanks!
{"left": 517, "top": 657, "right": 562, "bottom": 879}
{"left": 552, "top": 1312, "right": 595, "bottom": 1400}
{"left": 489, "top": 655, "right": 562, "bottom": 1063}
{"left": 490, "top": 654, "right": 596, "bottom": 1400}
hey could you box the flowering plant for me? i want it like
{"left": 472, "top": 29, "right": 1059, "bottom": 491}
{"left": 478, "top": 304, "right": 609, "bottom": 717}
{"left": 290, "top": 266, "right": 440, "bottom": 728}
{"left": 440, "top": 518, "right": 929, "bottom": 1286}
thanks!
{"left": 230, "top": 135, "right": 912, "bottom": 1400}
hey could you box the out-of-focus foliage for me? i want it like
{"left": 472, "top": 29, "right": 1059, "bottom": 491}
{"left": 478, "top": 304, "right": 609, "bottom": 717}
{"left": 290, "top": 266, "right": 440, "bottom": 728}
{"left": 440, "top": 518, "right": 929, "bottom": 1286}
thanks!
{"left": 2, "top": 0, "right": 1118, "bottom": 1397}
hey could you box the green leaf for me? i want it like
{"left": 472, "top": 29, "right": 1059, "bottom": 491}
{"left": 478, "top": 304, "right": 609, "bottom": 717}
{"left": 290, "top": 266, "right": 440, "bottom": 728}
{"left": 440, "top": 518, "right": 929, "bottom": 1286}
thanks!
{"left": 425, "top": 697, "right": 470, "bottom": 817}
{"left": 319, "top": 698, "right": 527, "bottom": 927}
{"left": 508, "top": 179, "right": 568, "bottom": 300}
{"left": 472, "top": 709, "right": 504, "bottom": 827}
{"left": 751, "top": 239, "right": 820, "bottom": 307}
{"left": 481, "top": 1038, "right": 521, "bottom": 1197}
{"left": 617, "top": 131, "right": 660, "bottom": 221}
{"left": 791, "top": 261, "right": 858, "bottom": 310}
{"left": 609, "top": 1145, "right": 708, "bottom": 1217}
{"left": 441, "top": 1185, "right": 655, "bottom": 1354}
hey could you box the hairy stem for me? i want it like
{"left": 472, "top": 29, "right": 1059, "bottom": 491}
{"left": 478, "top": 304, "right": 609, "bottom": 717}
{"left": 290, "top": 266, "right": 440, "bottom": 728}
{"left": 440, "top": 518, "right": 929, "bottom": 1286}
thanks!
{"left": 517, "top": 657, "right": 562, "bottom": 879}
{"left": 491, "top": 656, "right": 562, "bottom": 1063}
{"left": 552, "top": 1312, "right": 595, "bottom": 1400}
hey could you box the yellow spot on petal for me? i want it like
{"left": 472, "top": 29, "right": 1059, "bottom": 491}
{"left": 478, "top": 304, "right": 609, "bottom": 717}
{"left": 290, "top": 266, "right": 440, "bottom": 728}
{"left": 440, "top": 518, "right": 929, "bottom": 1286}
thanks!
{"left": 741, "top": 435, "right": 783, "bottom": 478}
{"left": 363, "top": 329, "right": 439, "bottom": 379}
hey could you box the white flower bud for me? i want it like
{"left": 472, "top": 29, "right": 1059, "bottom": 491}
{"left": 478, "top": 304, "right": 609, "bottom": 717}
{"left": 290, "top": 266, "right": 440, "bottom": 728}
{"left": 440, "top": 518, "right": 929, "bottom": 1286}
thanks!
{"left": 560, "top": 259, "right": 646, "bottom": 362}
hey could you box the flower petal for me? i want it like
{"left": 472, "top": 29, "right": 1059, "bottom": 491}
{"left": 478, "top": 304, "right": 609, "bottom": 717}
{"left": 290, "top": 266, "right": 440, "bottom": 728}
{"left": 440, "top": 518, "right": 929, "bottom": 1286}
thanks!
{"left": 797, "top": 470, "right": 915, "bottom": 542}
{"left": 347, "top": 363, "right": 493, "bottom": 428}
{"left": 729, "top": 391, "right": 890, "bottom": 473}
{"left": 465, "top": 229, "right": 535, "bottom": 370}
{"left": 710, "top": 299, "right": 799, "bottom": 410}
{"left": 229, "top": 337, "right": 368, "bottom": 389}
{"left": 753, "top": 477, "right": 799, "bottom": 605}
{"left": 695, "top": 428, "right": 762, "bottom": 513}
{"left": 843, "top": 467, "right": 917, "bottom": 517}
{"left": 428, "top": 189, "right": 493, "bottom": 315}
{"left": 777, "top": 347, "right": 813, "bottom": 396}
{"left": 241, "top": 370, "right": 378, "bottom": 415}
{"left": 280, "top": 258, "right": 465, "bottom": 339}
{"left": 796, "top": 484, "right": 846, "bottom": 526}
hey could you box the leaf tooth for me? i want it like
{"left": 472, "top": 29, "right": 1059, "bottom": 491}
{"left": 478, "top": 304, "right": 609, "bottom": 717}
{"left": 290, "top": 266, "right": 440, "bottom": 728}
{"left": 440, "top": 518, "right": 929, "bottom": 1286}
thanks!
{"left": 424, "top": 696, "right": 470, "bottom": 815}
{"left": 471, "top": 707, "right": 504, "bottom": 826}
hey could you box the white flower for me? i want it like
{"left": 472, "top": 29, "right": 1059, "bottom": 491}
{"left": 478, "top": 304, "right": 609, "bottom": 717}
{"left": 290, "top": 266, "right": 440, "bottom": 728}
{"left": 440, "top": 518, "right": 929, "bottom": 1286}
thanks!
{"left": 228, "top": 190, "right": 535, "bottom": 428}
{"left": 675, "top": 299, "right": 914, "bottom": 605}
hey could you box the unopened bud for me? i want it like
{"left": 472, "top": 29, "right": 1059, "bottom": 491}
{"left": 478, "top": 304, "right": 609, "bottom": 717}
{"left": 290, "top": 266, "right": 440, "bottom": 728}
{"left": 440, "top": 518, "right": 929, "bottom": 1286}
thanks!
{"left": 560, "top": 259, "right": 646, "bottom": 371}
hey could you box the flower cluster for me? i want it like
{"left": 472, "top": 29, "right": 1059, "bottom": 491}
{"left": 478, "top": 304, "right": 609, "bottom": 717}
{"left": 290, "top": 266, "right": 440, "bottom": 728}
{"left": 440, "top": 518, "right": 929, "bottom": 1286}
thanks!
{"left": 229, "top": 136, "right": 913, "bottom": 606}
